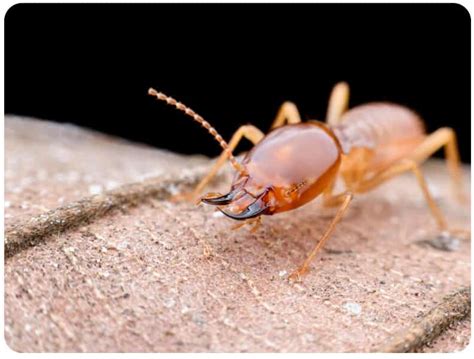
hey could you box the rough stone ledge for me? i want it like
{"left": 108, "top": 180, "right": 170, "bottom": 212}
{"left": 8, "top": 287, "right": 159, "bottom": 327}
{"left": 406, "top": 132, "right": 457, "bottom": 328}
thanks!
{"left": 376, "top": 286, "right": 471, "bottom": 352}
{"left": 4, "top": 116, "right": 471, "bottom": 352}
{"left": 5, "top": 165, "right": 220, "bottom": 259}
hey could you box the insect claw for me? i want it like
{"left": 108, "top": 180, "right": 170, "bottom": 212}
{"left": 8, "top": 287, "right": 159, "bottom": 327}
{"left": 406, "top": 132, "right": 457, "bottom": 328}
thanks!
{"left": 218, "top": 197, "right": 268, "bottom": 220}
{"left": 288, "top": 266, "right": 309, "bottom": 282}
{"left": 201, "top": 191, "right": 237, "bottom": 205}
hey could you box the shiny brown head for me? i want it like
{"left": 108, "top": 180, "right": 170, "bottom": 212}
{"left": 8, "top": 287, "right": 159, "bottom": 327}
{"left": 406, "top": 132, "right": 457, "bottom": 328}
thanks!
{"left": 203, "top": 123, "right": 342, "bottom": 220}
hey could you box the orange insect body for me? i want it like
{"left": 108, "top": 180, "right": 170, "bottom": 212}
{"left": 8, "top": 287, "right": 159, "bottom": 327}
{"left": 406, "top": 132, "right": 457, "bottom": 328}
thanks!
{"left": 149, "top": 83, "right": 463, "bottom": 279}
{"left": 148, "top": 87, "right": 437, "bottom": 220}
{"left": 335, "top": 103, "right": 426, "bottom": 173}
{"left": 205, "top": 104, "right": 427, "bottom": 220}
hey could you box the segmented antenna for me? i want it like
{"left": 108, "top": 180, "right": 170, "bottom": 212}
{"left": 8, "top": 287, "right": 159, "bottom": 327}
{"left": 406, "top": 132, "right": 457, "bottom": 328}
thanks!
{"left": 148, "top": 88, "right": 247, "bottom": 176}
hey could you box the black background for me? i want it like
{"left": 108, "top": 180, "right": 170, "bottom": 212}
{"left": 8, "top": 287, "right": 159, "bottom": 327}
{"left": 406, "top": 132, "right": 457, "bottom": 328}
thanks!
{"left": 5, "top": 3, "right": 471, "bottom": 162}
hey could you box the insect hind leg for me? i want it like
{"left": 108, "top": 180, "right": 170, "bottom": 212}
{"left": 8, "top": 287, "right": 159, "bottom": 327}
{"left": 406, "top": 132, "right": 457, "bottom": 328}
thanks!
{"left": 354, "top": 159, "right": 449, "bottom": 230}
{"left": 409, "top": 127, "right": 466, "bottom": 203}
{"left": 326, "top": 82, "right": 350, "bottom": 126}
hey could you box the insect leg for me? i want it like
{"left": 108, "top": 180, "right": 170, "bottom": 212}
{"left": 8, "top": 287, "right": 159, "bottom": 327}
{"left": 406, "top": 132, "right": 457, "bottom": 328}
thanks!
{"left": 326, "top": 82, "right": 350, "bottom": 126}
{"left": 173, "top": 125, "right": 265, "bottom": 202}
{"left": 408, "top": 128, "right": 465, "bottom": 203}
{"left": 323, "top": 189, "right": 349, "bottom": 207}
{"left": 289, "top": 192, "right": 353, "bottom": 281}
{"left": 354, "top": 159, "right": 448, "bottom": 230}
{"left": 270, "top": 102, "right": 302, "bottom": 129}
{"left": 230, "top": 216, "right": 262, "bottom": 232}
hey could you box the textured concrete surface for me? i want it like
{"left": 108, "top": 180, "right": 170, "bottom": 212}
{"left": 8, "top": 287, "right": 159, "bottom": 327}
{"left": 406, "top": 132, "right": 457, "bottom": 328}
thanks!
{"left": 5, "top": 116, "right": 208, "bottom": 225}
{"left": 4, "top": 116, "right": 471, "bottom": 352}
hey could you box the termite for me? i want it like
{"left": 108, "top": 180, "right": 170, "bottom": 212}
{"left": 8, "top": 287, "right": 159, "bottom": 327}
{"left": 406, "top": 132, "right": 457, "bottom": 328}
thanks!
{"left": 148, "top": 82, "right": 467, "bottom": 281}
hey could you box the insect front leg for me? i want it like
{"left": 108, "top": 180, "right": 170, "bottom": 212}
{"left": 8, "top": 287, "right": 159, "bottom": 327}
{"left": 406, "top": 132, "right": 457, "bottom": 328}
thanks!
{"left": 172, "top": 125, "right": 265, "bottom": 202}
{"left": 289, "top": 192, "right": 353, "bottom": 281}
{"left": 230, "top": 216, "right": 262, "bottom": 233}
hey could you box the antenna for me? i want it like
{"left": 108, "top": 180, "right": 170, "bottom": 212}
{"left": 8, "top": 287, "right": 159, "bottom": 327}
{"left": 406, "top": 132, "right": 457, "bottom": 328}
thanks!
{"left": 148, "top": 88, "right": 247, "bottom": 176}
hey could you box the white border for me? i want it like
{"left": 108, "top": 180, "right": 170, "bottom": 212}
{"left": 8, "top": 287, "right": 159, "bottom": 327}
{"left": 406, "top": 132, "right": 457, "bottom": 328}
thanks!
{"left": 1, "top": 0, "right": 472, "bottom": 357}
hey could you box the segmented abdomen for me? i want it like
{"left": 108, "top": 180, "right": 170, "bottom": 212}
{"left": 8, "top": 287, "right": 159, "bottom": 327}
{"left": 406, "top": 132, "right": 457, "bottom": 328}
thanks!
{"left": 332, "top": 102, "right": 426, "bottom": 154}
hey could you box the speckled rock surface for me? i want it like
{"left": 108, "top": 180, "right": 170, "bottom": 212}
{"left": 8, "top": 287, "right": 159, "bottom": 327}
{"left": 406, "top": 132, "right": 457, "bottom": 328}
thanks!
{"left": 420, "top": 318, "right": 470, "bottom": 353}
{"left": 4, "top": 117, "right": 471, "bottom": 352}
{"left": 5, "top": 116, "right": 208, "bottom": 225}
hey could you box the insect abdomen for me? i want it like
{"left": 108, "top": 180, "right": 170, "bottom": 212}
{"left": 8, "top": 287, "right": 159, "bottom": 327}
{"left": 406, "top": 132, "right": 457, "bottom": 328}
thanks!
{"left": 332, "top": 102, "right": 426, "bottom": 154}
